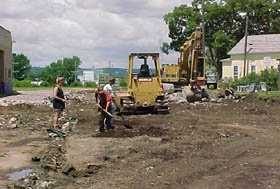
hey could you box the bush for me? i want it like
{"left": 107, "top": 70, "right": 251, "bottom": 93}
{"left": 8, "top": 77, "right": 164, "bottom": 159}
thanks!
{"left": 40, "top": 81, "right": 51, "bottom": 87}
{"left": 120, "top": 78, "right": 128, "bottom": 87}
{"left": 229, "top": 69, "right": 279, "bottom": 90}
{"left": 84, "top": 82, "right": 97, "bottom": 88}
{"left": 69, "top": 81, "right": 83, "bottom": 87}
{"left": 13, "top": 79, "right": 32, "bottom": 88}
{"left": 218, "top": 79, "right": 231, "bottom": 90}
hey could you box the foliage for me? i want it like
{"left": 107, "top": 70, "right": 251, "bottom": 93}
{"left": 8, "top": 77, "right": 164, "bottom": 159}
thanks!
{"left": 69, "top": 81, "right": 96, "bottom": 88}
{"left": 229, "top": 69, "right": 279, "bottom": 90}
{"left": 119, "top": 78, "right": 128, "bottom": 87}
{"left": 13, "top": 79, "right": 32, "bottom": 88}
{"left": 13, "top": 53, "right": 32, "bottom": 80}
{"left": 40, "top": 81, "right": 50, "bottom": 87}
{"left": 84, "top": 82, "right": 97, "bottom": 88}
{"left": 69, "top": 81, "right": 83, "bottom": 87}
{"left": 28, "top": 67, "right": 44, "bottom": 80}
{"left": 218, "top": 79, "right": 231, "bottom": 90}
{"left": 42, "top": 56, "right": 81, "bottom": 85}
{"left": 163, "top": 0, "right": 280, "bottom": 77}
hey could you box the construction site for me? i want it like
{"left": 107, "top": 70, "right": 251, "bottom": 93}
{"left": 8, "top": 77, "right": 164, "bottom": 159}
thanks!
{"left": 1, "top": 89, "right": 280, "bottom": 189}
{"left": 0, "top": 24, "right": 279, "bottom": 189}
{"left": 1, "top": 0, "right": 280, "bottom": 188}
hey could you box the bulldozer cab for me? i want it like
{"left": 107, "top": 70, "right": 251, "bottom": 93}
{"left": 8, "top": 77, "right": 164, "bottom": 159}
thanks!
{"left": 128, "top": 53, "right": 163, "bottom": 106}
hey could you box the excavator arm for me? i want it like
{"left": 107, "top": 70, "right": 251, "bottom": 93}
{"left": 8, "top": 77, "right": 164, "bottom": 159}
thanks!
{"left": 179, "top": 27, "right": 203, "bottom": 83}
{"left": 161, "top": 27, "right": 204, "bottom": 87}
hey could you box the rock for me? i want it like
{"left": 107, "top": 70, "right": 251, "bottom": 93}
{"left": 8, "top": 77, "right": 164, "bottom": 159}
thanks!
{"left": 7, "top": 123, "right": 17, "bottom": 129}
{"left": 176, "top": 99, "right": 188, "bottom": 104}
{"left": 210, "top": 98, "right": 217, "bottom": 103}
{"left": 32, "top": 156, "right": 41, "bottom": 162}
{"left": 48, "top": 133, "right": 57, "bottom": 138}
{"left": 86, "top": 164, "right": 102, "bottom": 175}
{"left": 62, "top": 163, "right": 76, "bottom": 176}
{"left": 234, "top": 99, "right": 240, "bottom": 103}
{"left": 62, "top": 122, "right": 70, "bottom": 130}
{"left": 217, "top": 98, "right": 223, "bottom": 103}
{"left": 201, "top": 98, "right": 207, "bottom": 102}
{"left": 0, "top": 102, "right": 8, "bottom": 107}
{"left": 37, "top": 181, "right": 54, "bottom": 189}
{"left": 194, "top": 102, "right": 201, "bottom": 105}
{"left": 9, "top": 117, "right": 17, "bottom": 124}
{"left": 103, "top": 156, "right": 111, "bottom": 161}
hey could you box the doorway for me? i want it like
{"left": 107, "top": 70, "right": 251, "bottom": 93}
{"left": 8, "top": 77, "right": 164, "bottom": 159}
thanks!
{"left": 0, "top": 50, "right": 4, "bottom": 95}
{"left": 0, "top": 50, "right": 4, "bottom": 81}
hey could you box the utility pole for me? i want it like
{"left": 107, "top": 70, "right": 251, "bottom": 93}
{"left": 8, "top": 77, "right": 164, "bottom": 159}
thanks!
{"left": 74, "top": 59, "right": 77, "bottom": 82}
{"left": 201, "top": 0, "right": 206, "bottom": 76}
{"left": 243, "top": 15, "right": 249, "bottom": 77}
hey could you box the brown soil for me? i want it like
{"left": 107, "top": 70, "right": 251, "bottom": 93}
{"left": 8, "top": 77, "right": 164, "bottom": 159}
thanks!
{"left": 1, "top": 94, "right": 280, "bottom": 189}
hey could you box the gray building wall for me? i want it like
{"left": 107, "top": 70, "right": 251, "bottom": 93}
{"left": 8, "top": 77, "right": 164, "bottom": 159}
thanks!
{"left": 0, "top": 26, "right": 12, "bottom": 95}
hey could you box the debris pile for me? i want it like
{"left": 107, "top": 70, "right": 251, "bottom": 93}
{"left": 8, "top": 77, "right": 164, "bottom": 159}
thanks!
{"left": 65, "top": 93, "right": 89, "bottom": 104}
{"left": 166, "top": 93, "right": 188, "bottom": 104}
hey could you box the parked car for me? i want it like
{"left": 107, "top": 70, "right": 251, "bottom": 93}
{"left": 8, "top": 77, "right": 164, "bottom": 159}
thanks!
{"left": 206, "top": 72, "right": 218, "bottom": 89}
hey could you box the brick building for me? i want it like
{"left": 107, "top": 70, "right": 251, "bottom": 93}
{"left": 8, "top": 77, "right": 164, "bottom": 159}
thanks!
{"left": 0, "top": 25, "right": 12, "bottom": 95}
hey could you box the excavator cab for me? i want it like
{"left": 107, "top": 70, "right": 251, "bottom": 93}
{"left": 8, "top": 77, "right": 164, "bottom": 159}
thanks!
{"left": 115, "top": 53, "right": 169, "bottom": 114}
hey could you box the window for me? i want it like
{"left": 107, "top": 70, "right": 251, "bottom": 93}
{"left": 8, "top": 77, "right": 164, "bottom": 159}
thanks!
{"left": 264, "top": 57, "right": 272, "bottom": 69}
{"left": 233, "top": 66, "right": 239, "bottom": 80}
{"left": 251, "top": 65, "right": 256, "bottom": 73}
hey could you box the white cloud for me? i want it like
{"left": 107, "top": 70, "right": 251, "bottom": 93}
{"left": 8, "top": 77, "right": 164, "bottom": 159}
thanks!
{"left": 0, "top": 0, "right": 190, "bottom": 68}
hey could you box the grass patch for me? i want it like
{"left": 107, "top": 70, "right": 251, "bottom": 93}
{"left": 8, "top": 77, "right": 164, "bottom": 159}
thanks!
{"left": 256, "top": 91, "right": 280, "bottom": 102}
{"left": 257, "top": 91, "right": 280, "bottom": 98}
{"left": 14, "top": 87, "right": 50, "bottom": 91}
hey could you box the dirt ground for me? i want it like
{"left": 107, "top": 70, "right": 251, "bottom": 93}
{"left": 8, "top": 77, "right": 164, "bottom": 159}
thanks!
{"left": 1, "top": 91, "right": 280, "bottom": 189}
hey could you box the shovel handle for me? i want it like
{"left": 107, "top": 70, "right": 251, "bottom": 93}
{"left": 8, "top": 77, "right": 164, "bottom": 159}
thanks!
{"left": 96, "top": 104, "right": 113, "bottom": 117}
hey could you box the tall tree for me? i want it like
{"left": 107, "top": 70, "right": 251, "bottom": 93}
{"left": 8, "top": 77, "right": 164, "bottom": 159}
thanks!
{"left": 42, "top": 56, "right": 81, "bottom": 85}
{"left": 13, "top": 53, "right": 31, "bottom": 80}
{"left": 164, "top": 0, "right": 280, "bottom": 77}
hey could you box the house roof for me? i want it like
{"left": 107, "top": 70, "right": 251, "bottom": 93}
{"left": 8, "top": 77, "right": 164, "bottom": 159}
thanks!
{"left": 0, "top": 25, "right": 11, "bottom": 34}
{"left": 228, "top": 34, "right": 280, "bottom": 55}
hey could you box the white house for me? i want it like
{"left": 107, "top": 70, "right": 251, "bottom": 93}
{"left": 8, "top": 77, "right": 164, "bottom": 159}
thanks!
{"left": 221, "top": 34, "right": 280, "bottom": 80}
{"left": 77, "top": 68, "right": 96, "bottom": 84}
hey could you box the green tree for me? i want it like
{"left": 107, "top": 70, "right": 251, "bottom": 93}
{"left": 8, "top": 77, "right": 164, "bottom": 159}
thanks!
{"left": 164, "top": 0, "right": 280, "bottom": 77}
{"left": 120, "top": 78, "right": 128, "bottom": 88}
{"left": 42, "top": 56, "right": 81, "bottom": 85}
{"left": 13, "top": 53, "right": 31, "bottom": 80}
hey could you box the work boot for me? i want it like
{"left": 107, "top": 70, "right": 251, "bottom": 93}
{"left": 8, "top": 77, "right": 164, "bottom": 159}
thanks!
{"left": 107, "top": 126, "right": 115, "bottom": 130}
{"left": 99, "top": 128, "right": 105, "bottom": 132}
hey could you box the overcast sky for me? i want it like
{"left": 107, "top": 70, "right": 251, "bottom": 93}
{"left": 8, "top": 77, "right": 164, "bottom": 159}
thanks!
{"left": 0, "top": 0, "right": 190, "bottom": 68}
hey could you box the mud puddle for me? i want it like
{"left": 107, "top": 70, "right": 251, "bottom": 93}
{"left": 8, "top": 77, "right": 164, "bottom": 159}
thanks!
{"left": 7, "top": 168, "right": 32, "bottom": 181}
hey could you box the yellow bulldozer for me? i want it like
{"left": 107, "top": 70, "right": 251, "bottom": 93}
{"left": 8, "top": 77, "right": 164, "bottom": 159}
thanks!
{"left": 161, "top": 27, "right": 205, "bottom": 88}
{"left": 115, "top": 53, "right": 169, "bottom": 114}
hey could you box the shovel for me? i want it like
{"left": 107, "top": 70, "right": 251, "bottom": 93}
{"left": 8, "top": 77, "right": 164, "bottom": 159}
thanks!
{"left": 96, "top": 104, "right": 132, "bottom": 129}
